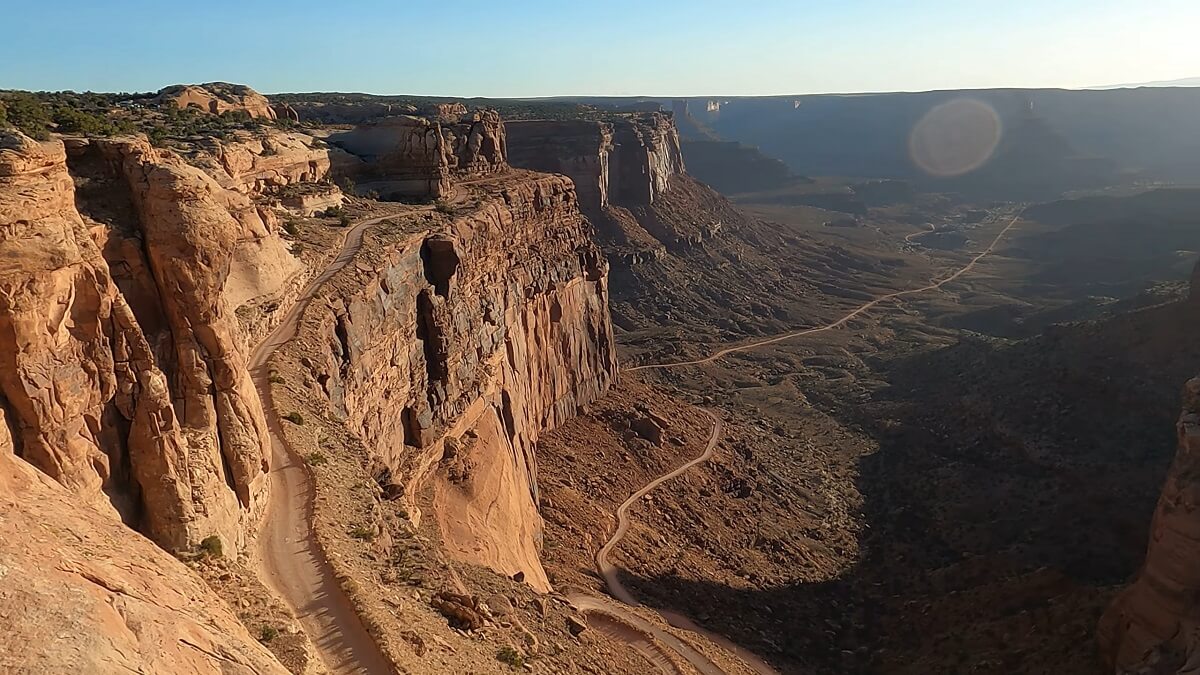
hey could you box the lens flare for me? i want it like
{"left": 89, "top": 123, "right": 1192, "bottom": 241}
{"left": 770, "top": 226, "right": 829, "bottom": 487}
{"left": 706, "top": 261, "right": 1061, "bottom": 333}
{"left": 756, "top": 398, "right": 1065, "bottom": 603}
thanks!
{"left": 909, "top": 98, "right": 1002, "bottom": 177}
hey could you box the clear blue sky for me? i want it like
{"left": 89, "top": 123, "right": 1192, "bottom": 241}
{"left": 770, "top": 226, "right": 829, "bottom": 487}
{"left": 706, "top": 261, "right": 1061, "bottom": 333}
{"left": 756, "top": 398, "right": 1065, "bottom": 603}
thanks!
{"left": 3, "top": 0, "right": 1196, "bottom": 96}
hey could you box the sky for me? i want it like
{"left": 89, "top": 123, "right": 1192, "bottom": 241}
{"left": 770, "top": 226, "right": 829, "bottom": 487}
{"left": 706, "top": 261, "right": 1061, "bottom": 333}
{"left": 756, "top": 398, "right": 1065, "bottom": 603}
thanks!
{"left": 2, "top": 0, "right": 1197, "bottom": 97}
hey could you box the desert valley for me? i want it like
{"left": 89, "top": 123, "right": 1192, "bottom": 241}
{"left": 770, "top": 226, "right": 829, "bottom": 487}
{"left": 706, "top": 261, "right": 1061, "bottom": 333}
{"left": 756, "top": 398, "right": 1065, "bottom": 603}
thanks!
{"left": 3, "top": 70, "right": 1200, "bottom": 675}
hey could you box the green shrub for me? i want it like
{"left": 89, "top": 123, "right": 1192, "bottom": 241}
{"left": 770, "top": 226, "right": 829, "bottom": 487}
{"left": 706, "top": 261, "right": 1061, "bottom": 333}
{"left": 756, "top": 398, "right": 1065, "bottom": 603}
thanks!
{"left": 1, "top": 93, "right": 51, "bottom": 139}
{"left": 434, "top": 200, "right": 454, "bottom": 214}
{"left": 258, "top": 625, "right": 279, "bottom": 642}
{"left": 306, "top": 452, "right": 327, "bottom": 466}
{"left": 282, "top": 411, "right": 304, "bottom": 425}
{"left": 338, "top": 214, "right": 352, "bottom": 227}
{"left": 281, "top": 219, "right": 300, "bottom": 237}
{"left": 496, "top": 646, "right": 525, "bottom": 669}
{"left": 267, "top": 372, "right": 286, "bottom": 384}
{"left": 349, "top": 525, "right": 374, "bottom": 541}
{"left": 199, "top": 535, "right": 223, "bottom": 558}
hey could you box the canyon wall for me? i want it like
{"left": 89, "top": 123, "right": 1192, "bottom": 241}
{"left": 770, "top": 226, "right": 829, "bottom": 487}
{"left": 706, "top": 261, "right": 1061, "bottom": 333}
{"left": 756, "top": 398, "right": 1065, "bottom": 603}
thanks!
{"left": 609, "top": 113, "right": 685, "bottom": 206}
{"left": 506, "top": 112, "right": 684, "bottom": 213}
{"left": 506, "top": 120, "right": 613, "bottom": 211}
{"left": 0, "top": 129, "right": 310, "bottom": 553}
{"left": 304, "top": 172, "right": 616, "bottom": 590}
{"left": 1101, "top": 372, "right": 1200, "bottom": 672}
{"left": 329, "top": 110, "right": 507, "bottom": 199}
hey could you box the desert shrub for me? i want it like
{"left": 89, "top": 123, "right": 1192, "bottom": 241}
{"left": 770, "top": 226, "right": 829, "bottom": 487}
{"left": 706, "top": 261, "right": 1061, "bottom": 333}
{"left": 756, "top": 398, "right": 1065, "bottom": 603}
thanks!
{"left": 199, "top": 535, "right": 223, "bottom": 558}
{"left": 281, "top": 219, "right": 300, "bottom": 236}
{"left": 50, "top": 105, "right": 131, "bottom": 136}
{"left": 349, "top": 525, "right": 374, "bottom": 541}
{"left": 282, "top": 411, "right": 304, "bottom": 425}
{"left": 338, "top": 214, "right": 352, "bottom": 227}
{"left": 496, "top": 647, "right": 525, "bottom": 669}
{"left": 1, "top": 93, "right": 51, "bottom": 139}
{"left": 306, "top": 452, "right": 327, "bottom": 466}
{"left": 434, "top": 200, "right": 454, "bottom": 214}
{"left": 258, "top": 626, "right": 279, "bottom": 642}
{"left": 365, "top": 190, "right": 380, "bottom": 200}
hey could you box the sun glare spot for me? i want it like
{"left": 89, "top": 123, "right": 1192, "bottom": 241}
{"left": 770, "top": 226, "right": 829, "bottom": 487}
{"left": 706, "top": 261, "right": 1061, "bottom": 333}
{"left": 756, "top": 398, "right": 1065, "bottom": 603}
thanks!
{"left": 909, "top": 98, "right": 1002, "bottom": 177}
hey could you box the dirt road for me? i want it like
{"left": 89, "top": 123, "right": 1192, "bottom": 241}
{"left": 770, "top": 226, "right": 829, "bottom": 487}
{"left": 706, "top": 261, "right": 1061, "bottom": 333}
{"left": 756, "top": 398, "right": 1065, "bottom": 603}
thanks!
{"left": 579, "top": 211, "right": 1026, "bottom": 673}
{"left": 573, "top": 409, "right": 780, "bottom": 675}
{"left": 629, "top": 211, "right": 1023, "bottom": 372}
{"left": 250, "top": 214, "right": 396, "bottom": 675}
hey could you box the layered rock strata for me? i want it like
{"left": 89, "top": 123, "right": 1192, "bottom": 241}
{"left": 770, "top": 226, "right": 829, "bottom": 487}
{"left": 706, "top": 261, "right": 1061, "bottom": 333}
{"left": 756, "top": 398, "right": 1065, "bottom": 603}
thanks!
{"left": 329, "top": 110, "right": 507, "bottom": 199}
{"left": 506, "top": 113, "right": 684, "bottom": 212}
{"left": 305, "top": 172, "right": 616, "bottom": 590}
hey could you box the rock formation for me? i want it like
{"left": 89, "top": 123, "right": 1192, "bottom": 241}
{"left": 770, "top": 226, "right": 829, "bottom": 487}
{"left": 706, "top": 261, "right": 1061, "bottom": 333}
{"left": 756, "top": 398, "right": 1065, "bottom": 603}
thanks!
{"left": 609, "top": 113, "right": 684, "bottom": 206}
{"left": 507, "top": 113, "right": 683, "bottom": 213}
{"left": 329, "top": 110, "right": 507, "bottom": 199}
{"left": 0, "top": 129, "right": 279, "bottom": 553}
{"left": 506, "top": 120, "right": 613, "bottom": 212}
{"left": 1101, "top": 374, "right": 1200, "bottom": 672}
{"left": 304, "top": 172, "right": 616, "bottom": 590}
{"left": 156, "top": 83, "right": 279, "bottom": 120}
{"left": 0, "top": 451, "right": 287, "bottom": 674}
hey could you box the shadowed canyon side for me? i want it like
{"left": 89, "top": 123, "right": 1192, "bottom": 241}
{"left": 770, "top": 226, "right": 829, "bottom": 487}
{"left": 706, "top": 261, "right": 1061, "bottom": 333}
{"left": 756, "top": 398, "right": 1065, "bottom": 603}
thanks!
{"left": 1101, "top": 292, "right": 1200, "bottom": 675}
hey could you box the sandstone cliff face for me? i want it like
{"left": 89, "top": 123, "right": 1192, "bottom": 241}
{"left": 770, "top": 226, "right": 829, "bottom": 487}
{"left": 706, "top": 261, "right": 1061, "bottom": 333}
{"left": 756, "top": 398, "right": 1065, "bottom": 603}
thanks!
{"left": 506, "top": 120, "right": 613, "bottom": 212}
{"left": 157, "top": 83, "right": 278, "bottom": 120}
{"left": 307, "top": 172, "right": 616, "bottom": 590}
{"left": 507, "top": 113, "right": 684, "bottom": 212}
{"left": 0, "top": 451, "right": 287, "bottom": 675}
{"left": 0, "top": 130, "right": 275, "bottom": 553}
{"left": 609, "top": 113, "right": 685, "bottom": 206}
{"left": 330, "top": 110, "right": 507, "bottom": 199}
{"left": 1101, "top": 376, "right": 1200, "bottom": 673}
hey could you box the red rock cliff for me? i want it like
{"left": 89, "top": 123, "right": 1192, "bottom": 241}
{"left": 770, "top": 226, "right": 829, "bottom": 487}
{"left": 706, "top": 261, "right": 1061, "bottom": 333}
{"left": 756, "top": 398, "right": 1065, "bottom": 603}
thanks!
{"left": 506, "top": 112, "right": 685, "bottom": 212}
{"left": 1101, "top": 373, "right": 1200, "bottom": 672}
{"left": 0, "top": 130, "right": 276, "bottom": 553}
{"left": 303, "top": 172, "right": 616, "bottom": 590}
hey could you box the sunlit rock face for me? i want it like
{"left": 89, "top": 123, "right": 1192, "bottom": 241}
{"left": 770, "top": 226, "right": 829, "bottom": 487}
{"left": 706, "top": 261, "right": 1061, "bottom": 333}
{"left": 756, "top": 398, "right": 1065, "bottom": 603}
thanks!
{"left": 329, "top": 110, "right": 508, "bottom": 199}
{"left": 0, "top": 130, "right": 281, "bottom": 553}
{"left": 304, "top": 172, "right": 616, "bottom": 590}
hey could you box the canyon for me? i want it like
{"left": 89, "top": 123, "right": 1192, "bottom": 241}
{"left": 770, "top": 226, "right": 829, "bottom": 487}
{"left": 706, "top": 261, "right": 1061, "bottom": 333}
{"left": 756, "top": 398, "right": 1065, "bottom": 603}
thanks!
{"left": 2, "top": 81, "right": 1200, "bottom": 675}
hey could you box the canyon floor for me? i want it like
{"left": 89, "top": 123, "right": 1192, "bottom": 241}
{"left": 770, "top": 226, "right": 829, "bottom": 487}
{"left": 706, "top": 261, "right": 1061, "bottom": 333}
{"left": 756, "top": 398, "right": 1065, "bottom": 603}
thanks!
{"left": 537, "top": 189, "right": 1200, "bottom": 674}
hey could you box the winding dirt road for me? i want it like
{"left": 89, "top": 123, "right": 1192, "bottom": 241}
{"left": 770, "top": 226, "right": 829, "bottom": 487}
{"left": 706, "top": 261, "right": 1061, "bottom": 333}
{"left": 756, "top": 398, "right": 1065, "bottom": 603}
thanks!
{"left": 570, "top": 410, "right": 780, "bottom": 675}
{"left": 250, "top": 214, "right": 397, "bottom": 675}
{"left": 628, "top": 211, "right": 1023, "bottom": 373}
{"left": 245, "top": 206, "right": 1022, "bottom": 674}
{"left": 577, "top": 211, "right": 1026, "bottom": 673}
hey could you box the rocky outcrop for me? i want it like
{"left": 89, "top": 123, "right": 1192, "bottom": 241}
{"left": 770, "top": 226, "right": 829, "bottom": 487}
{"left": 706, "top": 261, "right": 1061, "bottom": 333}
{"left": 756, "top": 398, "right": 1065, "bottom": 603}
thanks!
{"left": 193, "top": 132, "right": 337, "bottom": 195}
{"left": 610, "top": 113, "right": 685, "bottom": 206}
{"left": 329, "top": 110, "right": 507, "bottom": 199}
{"left": 305, "top": 172, "right": 616, "bottom": 590}
{"left": 506, "top": 120, "right": 613, "bottom": 212}
{"left": 1100, "top": 376, "right": 1200, "bottom": 672}
{"left": 0, "top": 130, "right": 273, "bottom": 553}
{"left": 157, "top": 82, "right": 278, "bottom": 120}
{"left": 0, "top": 451, "right": 288, "bottom": 674}
{"left": 507, "top": 113, "right": 684, "bottom": 212}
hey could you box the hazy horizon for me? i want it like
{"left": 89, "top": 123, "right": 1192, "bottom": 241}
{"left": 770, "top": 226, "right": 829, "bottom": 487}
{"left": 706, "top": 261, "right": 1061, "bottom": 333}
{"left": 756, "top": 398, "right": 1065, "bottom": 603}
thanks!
{"left": 3, "top": 0, "right": 1197, "bottom": 98}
